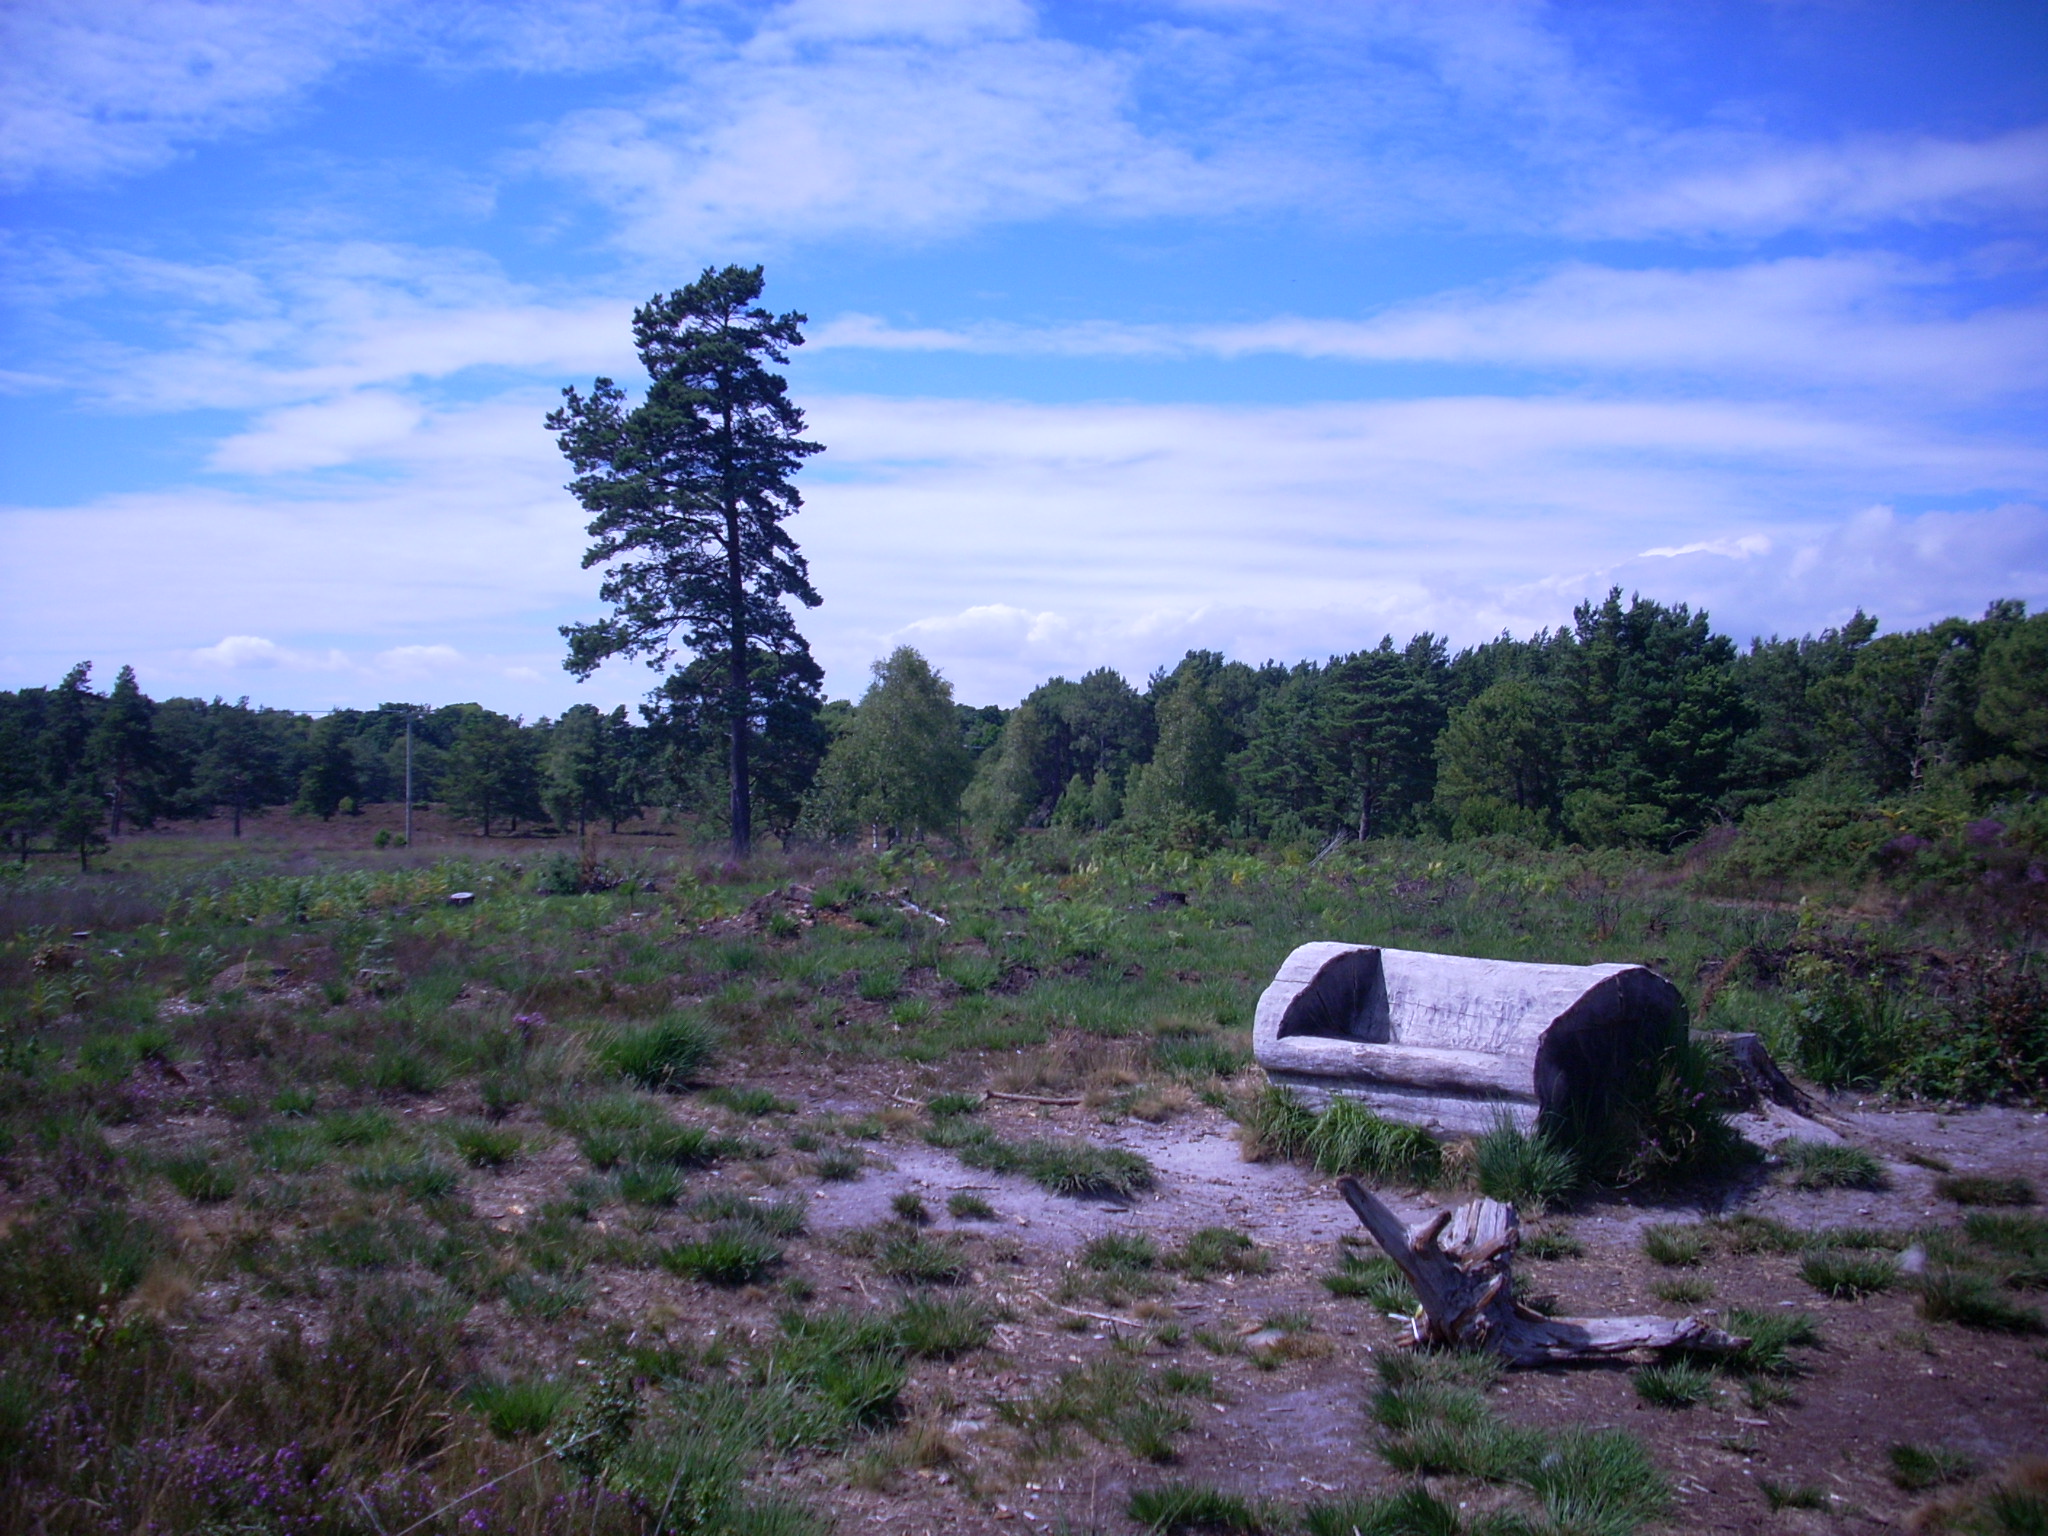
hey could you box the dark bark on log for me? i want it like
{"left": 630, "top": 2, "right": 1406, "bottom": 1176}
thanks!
{"left": 1335, "top": 1177, "right": 1748, "bottom": 1366}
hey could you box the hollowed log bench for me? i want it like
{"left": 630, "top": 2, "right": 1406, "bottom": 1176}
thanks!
{"left": 1252, "top": 942, "right": 1684, "bottom": 1136}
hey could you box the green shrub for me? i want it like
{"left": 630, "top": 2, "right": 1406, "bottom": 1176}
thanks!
{"left": 604, "top": 1013, "right": 718, "bottom": 1090}
{"left": 1780, "top": 1139, "right": 1887, "bottom": 1190}
{"left": 1305, "top": 1099, "right": 1440, "bottom": 1184}
{"left": 1799, "top": 1250, "right": 1897, "bottom": 1298}
{"left": 1473, "top": 1117, "right": 1578, "bottom": 1212}
{"left": 1938, "top": 1174, "right": 2037, "bottom": 1207}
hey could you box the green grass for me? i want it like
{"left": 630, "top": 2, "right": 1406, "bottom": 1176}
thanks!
{"left": 1320, "top": 1252, "right": 1416, "bottom": 1313}
{"left": 662, "top": 1224, "right": 783, "bottom": 1286}
{"left": 1760, "top": 1479, "right": 1829, "bottom": 1512}
{"left": 442, "top": 1119, "right": 523, "bottom": 1168}
{"left": 467, "top": 1376, "right": 573, "bottom": 1438}
{"left": 157, "top": 1149, "right": 238, "bottom": 1203}
{"left": 1520, "top": 1228, "right": 1585, "bottom": 1260}
{"left": 1640, "top": 1223, "right": 1707, "bottom": 1266}
{"left": 1779, "top": 1138, "right": 1887, "bottom": 1191}
{"left": 1938, "top": 1174, "right": 2037, "bottom": 1207}
{"left": 951, "top": 1130, "right": 1156, "bottom": 1199}
{"left": 1473, "top": 1116, "right": 1578, "bottom": 1213}
{"left": 1915, "top": 1269, "right": 2046, "bottom": 1333}
{"left": 1168, "top": 1227, "right": 1270, "bottom": 1280}
{"left": 1887, "top": 1442, "right": 1979, "bottom": 1492}
{"left": 924, "top": 1092, "right": 983, "bottom": 1117}
{"left": 890, "top": 1190, "right": 930, "bottom": 1224}
{"left": 1651, "top": 1275, "right": 1714, "bottom": 1304}
{"left": 1632, "top": 1360, "right": 1716, "bottom": 1408}
{"left": 945, "top": 1190, "right": 997, "bottom": 1220}
{"left": 871, "top": 1230, "right": 970, "bottom": 1285}
{"left": 999, "top": 1358, "right": 1208, "bottom": 1463}
{"left": 1714, "top": 1308, "right": 1824, "bottom": 1376}
{"left": 701, "top": 1085, "right": 796, "bottom": 1117}
{"left": 888, "top": 1293, "right": 994, "bottom": 1358}
{"left": 1127, "top": 1483, "right": 1266, "bottom": 1534}
{"left": 1301, "top": 1486, "right": 1463, "bottom": 1536}
{"left": 814, "top": 1149, "right": 864, "bottom": 1181}
{"left": 616, "top": 1161, "right": 684, "bottom": 1206}
{"left": 1799, "top": 1249, "right": 1898, "bottom": 1298}
{"left": 602, "top": 1013, "right": 718, "bottom": 1090}
{"left": 1305, "top": 1098, "right": 1440, "bottom": 1185}
{"left": 1082, "top": 1231, "right": 1159, "bottom": 1271}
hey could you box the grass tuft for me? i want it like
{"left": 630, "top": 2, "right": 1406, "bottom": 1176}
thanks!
{"left": 1633, "top": 1360, "right": 1716, "bottom": 1409}
{"left": 1473, "top": 1115, "right": 1579, "bottom": 1213}
{"left": 1306, "top": 1099, "right": 1440, "bottom": 1185}
{"left": 1640, "top": 1223, "right": 1708, "bottom": 1266}
{"left": 1887, "top": 1442, "right": 1979, "bottom": 1492}
{"left": 1915, "top": 1269, "right": 2046, "bottom": 1334}
{"left": 1127, "top": 1483, "right": 1265, "bottom": 1534}
{"left": 663, "top": 1224, "right": 783, "bottom": 1285}
{"left": 945, "top": 1190, "right": 997, "bottom": 1221}
{"left": 1779, "top": 1138, "right": 1887, "bottom": 1191}
{"left": 1937, "top": 1174, "right": 2037, "bottom": 1207}
{"left": 603, "top": 1012, "right": 719, "bottom": 1090}
{"left": 1799, "top": 1249, "right": 1897, "bottom": 1299}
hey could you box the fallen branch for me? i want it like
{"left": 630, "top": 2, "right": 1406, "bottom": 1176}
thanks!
{"left": 1335, "top": 1177, "right": 1747, "bottom": 1366}
{"left": 988, "top": 1090, "right": 1084, "bottom": 1106}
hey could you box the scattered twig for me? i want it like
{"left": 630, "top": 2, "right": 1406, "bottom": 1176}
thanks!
{"left": 987, "top": 1090, "right": 1083, "bottom": 1106}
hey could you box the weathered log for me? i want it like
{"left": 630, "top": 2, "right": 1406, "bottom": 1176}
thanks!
{"left": 1254, "top": 943, "right": 1682, "bottom": 1135}
{"left": 1335, "top": 1177, "right": 1747, "bottom": 1366}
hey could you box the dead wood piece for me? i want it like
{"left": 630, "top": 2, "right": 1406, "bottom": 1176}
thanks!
{"left": 987, "top": 1090, "right": 1084, "bottom": 1106}
{"left": 1335, "top": 1177, "right": 1746, "bottom": 1366}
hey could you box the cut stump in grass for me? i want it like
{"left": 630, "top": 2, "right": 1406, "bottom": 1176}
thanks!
{"left": 1335, "top": 1177, "right": 1748, "bottom": 1367}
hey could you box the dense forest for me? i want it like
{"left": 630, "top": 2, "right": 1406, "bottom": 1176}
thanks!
{"left": 4, "top": 590, "right": 2045, "bottom": 888}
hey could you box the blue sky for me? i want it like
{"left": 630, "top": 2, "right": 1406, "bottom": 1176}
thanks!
{"left": 2, "top": 0, "right": 2045, "bottom": 712}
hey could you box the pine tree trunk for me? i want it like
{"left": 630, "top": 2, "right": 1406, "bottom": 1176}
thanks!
{"left": 725, "top": 491, "right": 752, "bottom": 860}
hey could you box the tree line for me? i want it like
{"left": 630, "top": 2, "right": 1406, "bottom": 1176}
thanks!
{"left": 4, "top": 590, "right": 2041, "bottom": 867}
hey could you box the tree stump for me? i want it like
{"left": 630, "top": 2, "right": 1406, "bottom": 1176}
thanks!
{"left": 1336, "top": 1177, "right": 1747, "bottom": 1366}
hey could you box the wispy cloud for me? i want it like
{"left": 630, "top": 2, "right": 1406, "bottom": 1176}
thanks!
{"left": 815, "top": 255, "right": 2048, "bottom": 399}
{"left": 1589, "top": 126, "right": 2048, "bottom": 239}
{"left": 0, "top": 0, "right": 382, "bottom": 188}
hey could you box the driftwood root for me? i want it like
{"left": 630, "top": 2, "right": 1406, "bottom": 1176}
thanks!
{"left": 1335, "top": 1177, "right": 1747, "bottom": 1366}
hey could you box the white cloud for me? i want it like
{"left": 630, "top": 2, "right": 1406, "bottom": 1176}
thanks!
{"left": 191, "top": 635, "right": 348, "bottom": 670}
{"left": 375, "top": 643, "right": 464, "bottom": 672}
{"left": 1593, "top": 125, "right": 2048, "bottom": 239}
{"left": 815, "top": 254, "right": 2048, "bottom": 399}
{"left": 0, "top": 0, "right": 383, "bottom": 188}
{"left": 7, "top": 386, "right": 2044, "bottom": 708}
